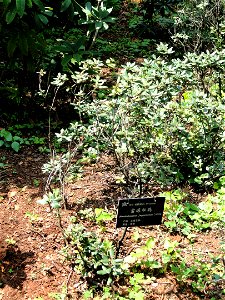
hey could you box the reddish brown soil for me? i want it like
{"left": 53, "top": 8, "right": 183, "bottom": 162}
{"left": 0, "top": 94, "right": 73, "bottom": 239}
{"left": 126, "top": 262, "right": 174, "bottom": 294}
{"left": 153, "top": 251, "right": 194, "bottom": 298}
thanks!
{"left": 0, "top": 148, "right": 224, "bottom": 300}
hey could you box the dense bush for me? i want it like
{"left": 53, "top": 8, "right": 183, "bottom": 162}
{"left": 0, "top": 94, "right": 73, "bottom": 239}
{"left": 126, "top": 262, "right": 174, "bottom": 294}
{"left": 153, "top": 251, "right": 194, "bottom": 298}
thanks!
{"left": 54, "top": 47, "right": 225, "bottom": 191}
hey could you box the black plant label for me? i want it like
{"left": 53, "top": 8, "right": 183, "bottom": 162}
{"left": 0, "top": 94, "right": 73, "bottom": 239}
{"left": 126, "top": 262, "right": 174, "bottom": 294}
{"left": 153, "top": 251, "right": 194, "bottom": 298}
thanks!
{"left": 116, "top": 197, "right": 165, "bottom": 228}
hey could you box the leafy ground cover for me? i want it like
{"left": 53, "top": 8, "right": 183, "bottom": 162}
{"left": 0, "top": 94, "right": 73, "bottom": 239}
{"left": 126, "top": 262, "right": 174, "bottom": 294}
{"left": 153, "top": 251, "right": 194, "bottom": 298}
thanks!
{"left": 0, "top": 148, "right": 224, "bottom": 299}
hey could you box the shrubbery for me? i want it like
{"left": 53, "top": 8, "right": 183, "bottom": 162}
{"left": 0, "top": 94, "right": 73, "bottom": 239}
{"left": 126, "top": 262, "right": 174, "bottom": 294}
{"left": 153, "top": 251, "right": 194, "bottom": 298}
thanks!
{"left": 53, "top": 47, "right": 225, "bottom": 191}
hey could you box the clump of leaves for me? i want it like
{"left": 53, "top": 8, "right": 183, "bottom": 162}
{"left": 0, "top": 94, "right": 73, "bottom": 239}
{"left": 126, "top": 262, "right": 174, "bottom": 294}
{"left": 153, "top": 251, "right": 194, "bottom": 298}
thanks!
{"left": 162, "top": 188, "right": 225, "bottom": 238}
{"left": 171, "top": 249, "right": 225, "bottom": 296}
{"left": 63, "top": 223, "right": 128, "bottom": 287}
{"left": 0, "top": 129, "right": 21, "bottom": 152}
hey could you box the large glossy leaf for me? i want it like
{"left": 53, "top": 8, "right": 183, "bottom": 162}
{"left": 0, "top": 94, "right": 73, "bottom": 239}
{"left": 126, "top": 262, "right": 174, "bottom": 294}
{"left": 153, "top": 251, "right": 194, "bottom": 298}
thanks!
{"left": 85, "top": 2, "right": 92, "bottom": 13}
{"left": 11, "top": 141, "right": 20, "bottom": 152}
{"left": 4, "top": 131, "right": 12, "bottom": 141}
{"left": 16, "top": 0, "right": 25, "bottom": 17}
{"left": 38, "top": 13, "right": 48, "bottom": 24}
{"left": 61, "top": 0, "right": 71, "bottom": 12}
{"left": 6, "top": 8, "right": 17, "bottom": 24}
{"left": 44, "top": 9, "right": 53, "bottom": 17}
{"left": 26, "top": 0, "right": 33, "bottom": 8}
{"left": 33, "top": 0, "right": 45, "bottom": 11}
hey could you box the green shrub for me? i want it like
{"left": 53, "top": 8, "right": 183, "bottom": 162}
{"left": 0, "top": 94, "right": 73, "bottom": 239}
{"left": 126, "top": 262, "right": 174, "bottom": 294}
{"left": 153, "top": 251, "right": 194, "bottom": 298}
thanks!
{"left": 61, "top": 49, "right": 225, "bottom": 191}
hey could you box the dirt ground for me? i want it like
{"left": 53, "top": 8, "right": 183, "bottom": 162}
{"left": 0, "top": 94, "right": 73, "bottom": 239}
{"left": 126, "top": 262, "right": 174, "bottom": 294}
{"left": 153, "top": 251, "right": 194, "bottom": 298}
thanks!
{"left": 0, "top": 148, "right": 224, "bottom": 300}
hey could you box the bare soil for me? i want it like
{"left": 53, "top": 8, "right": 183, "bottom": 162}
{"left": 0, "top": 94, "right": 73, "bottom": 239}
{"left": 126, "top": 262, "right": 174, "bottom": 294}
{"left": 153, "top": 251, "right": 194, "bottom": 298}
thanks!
{"left": 0, "top": 148, "right": 224, "bottom": 300}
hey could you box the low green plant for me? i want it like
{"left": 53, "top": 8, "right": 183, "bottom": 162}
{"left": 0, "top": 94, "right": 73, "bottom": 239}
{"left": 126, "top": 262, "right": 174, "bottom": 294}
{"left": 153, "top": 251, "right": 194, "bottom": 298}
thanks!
{"left": 0, "top": 128, "right": 22, "bottom": 152}
{"left": 38, "top": 188, "right": 62, "bottom": 209}
{"left": 162, "top": 187, "right": 225, "bottom": 237}
{"left": 25, "top": 211, "right": 40, "bottom": 223}
{"left": 77, "top": 207, "right": 114, "bottom": 225}
{"left": 33, "top": 179, "right": 40, "bottom": 187}
{"left": 63, "top": 223, "right": 128, "bottom": 287}
{"left": 78, "top": 208, "right": 95, "bottom": 221}
{"left": 5, "top": 237, "right": 16, "bottom": 245}
{"left": 0, "top": 125, "right": 57, "bottom": 152}
{"left": 126, "top": 273, "right": 145, "bottom": 300}
{"left": 124, "top": 237, "right": 180, "bottom": 274}
{"left": 95, "top": 208, "right": 114, "bottom": 225}
{"left": 171, "top": 248, "right": 225, "bottom": 296}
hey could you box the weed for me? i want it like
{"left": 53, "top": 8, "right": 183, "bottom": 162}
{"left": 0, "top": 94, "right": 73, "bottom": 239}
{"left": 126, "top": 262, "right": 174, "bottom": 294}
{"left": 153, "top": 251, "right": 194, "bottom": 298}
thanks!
{"left": 5, "top": 237, "right": 16, "bottom": 246}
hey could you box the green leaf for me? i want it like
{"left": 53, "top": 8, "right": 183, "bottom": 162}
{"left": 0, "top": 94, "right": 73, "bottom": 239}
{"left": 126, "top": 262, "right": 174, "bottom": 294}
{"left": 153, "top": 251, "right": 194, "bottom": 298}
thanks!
{"left": 16, "top": 0, "right": 25, "bottom": 17}
{"left": 70, "top": 36, "right": 86, "bottom": 52}
{"left": 85, "top": 2, "right": 92, "bottom": 13}
{"left": 6, "top": 8, "right": 17, "bottom": 24}
{"left": 61, "top": 55, "right": 72, "bottom": 67}
{"left": 51, "top": 201, "right": 61, "bottom": 209}
{"left": 145, "top": 237, "right": 155, "bottom": 250}
{"left": 129, "top": 291, "right": 144, "bottom": 300}
{"left": 132, "top": 247, "right": 147, "bottom": 258}
{"left": 4, "top": 131, "right": 12, "bottom": 141}
{"left": 11, "top": 141, "right": 20, "bottom": 152}
{"left": 164, "top": 220, "right": 176, "bottom": 229}
{"left": 133, "top": 272, "right": 144, "bottom": 282}
{"left": 61, "top": 0, "right": 71, "bottom": 12}
{"left": 106, "top": 276, "right": 112, "bottom": 285}
{"left": 3, "top": 0, "right": 11, "bottom": 7}
{"left": 34, "top": 13, "right": 43, "bottom": 27}
{"left": 13, "top": 136, "right": 23, "bottom": 142}
{"left": 213, "top": 182, "right": 219, "bottom": 190}
{"left": 7, "top": 38, "right": 17, "bottom": 57}
{"left": 162, "top": 253, "right": 171, "bottom": 264}
{"left": 171, "top": 264, "right": 180, "bottom": 274}
{"left": 26, "top": 0, "right": 33, "bottom": 8}
{"left": 97, "top": 268, "right": 111, "bottom": 275}
{"left": 37, "top": 13, "right": 48, "bottom": 24}
{"left": 0, "top": 141, "right": 4, "bottom": 147}
{"left": 33, "top": 0, "right": 45, "bottom": 11}
{"left": 95, "top": 21, "right": 103, "bottom": 30}
{"left": 83, "top": 290, "right": 93, "bottom": 300}
{"left": 44, "top": 10, "right": 53, "bottom": 16}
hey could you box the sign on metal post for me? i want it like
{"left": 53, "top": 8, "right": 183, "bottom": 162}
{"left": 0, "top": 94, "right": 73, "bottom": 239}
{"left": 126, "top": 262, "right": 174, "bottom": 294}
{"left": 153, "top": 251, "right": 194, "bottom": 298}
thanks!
{"left": 116, "top": 197, "right": 165, "bottom": 228}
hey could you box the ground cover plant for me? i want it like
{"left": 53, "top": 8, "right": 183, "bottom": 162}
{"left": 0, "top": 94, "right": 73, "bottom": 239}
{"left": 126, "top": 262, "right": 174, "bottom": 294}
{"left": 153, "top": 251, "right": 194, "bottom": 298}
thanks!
{"left": 0, "top": 0, "right": 225, "bottom": 299}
